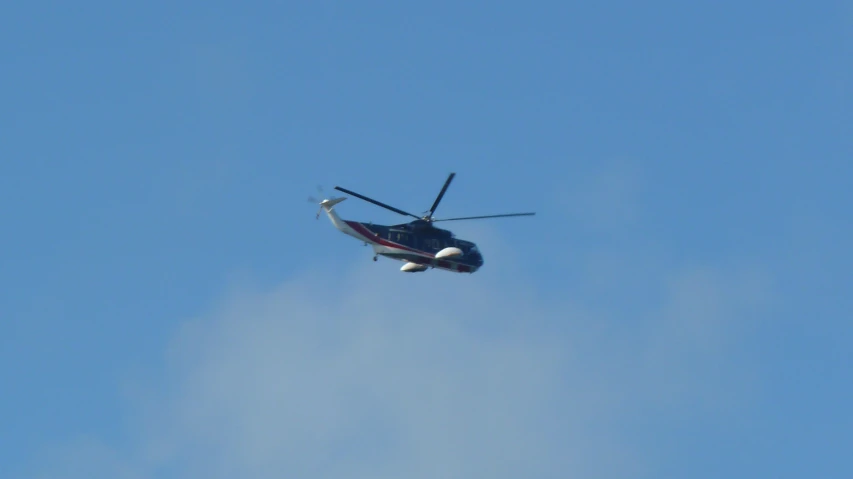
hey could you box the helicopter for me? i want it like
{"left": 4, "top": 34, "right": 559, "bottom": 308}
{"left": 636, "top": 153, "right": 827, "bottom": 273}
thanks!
{"left": 311, "top": 173, "right": 535, "bottom": 273}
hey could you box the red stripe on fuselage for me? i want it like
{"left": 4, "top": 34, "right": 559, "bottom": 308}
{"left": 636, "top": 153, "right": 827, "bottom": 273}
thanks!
{"left": 345, "top": 221, "right": 435, "bottom": 258}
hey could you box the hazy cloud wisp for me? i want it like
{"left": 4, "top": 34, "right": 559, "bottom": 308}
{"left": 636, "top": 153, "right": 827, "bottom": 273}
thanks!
{"left": 33, "top": 251, "right": 770, "bottom": 479}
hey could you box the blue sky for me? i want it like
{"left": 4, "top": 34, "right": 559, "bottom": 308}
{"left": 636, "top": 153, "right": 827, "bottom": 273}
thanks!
{"left": 1, "top": 1, "right": 850, "bottom": 477}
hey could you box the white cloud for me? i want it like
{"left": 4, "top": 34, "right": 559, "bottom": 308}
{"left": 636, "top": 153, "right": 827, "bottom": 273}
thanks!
{"left": 29, "top": 252, "right": 772, "bottom": 479}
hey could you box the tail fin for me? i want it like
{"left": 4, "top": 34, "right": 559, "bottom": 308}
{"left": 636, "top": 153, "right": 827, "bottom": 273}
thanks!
{"left": 317, "top": 197, "right": 349, "bottom": 232}
{"left": 313, "top": 197, "right": 346, "bottom": 220}
{"left": 321, "top": 197, "right": 347, "bottom": 211}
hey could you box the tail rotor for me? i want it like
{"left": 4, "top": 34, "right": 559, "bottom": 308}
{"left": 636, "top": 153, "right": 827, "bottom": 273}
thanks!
{"left": 307, "top": 185, "right": 326, "bottom": 203}
{"left": 307, "top": 185, "right": 339, "bottom": 219}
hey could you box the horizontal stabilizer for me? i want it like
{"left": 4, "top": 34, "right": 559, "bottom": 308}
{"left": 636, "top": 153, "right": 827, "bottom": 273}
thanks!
{"left": 320, "top": 197, "right": 346, "bottom": 210}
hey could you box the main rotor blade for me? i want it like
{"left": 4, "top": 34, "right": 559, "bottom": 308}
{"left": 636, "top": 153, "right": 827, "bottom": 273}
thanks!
{"left": 432, "top": 212, "right": 536, "bottom": 222}
{"left": 333, "top": 186, "right": 421, "bottom": 219}
{"left": 428, "top": 172, "right": 455, "bottom": 218}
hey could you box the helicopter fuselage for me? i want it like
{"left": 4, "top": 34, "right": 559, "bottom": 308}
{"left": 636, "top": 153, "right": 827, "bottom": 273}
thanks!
{"left": 320, "top": 198, "right": 483, "bottom": 273}
{"left": 313, "top": 173, "right": 533, "bottom": 273}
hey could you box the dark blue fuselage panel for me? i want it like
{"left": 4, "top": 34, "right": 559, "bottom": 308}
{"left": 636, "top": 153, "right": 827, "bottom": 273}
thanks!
{"left": 358, "top": 221, "right": 484, "bottom": 269}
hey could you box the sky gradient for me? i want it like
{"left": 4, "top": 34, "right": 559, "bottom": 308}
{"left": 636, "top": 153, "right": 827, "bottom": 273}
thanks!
{"left": 2, "top": 1, "right": 851, "bottom": 478}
